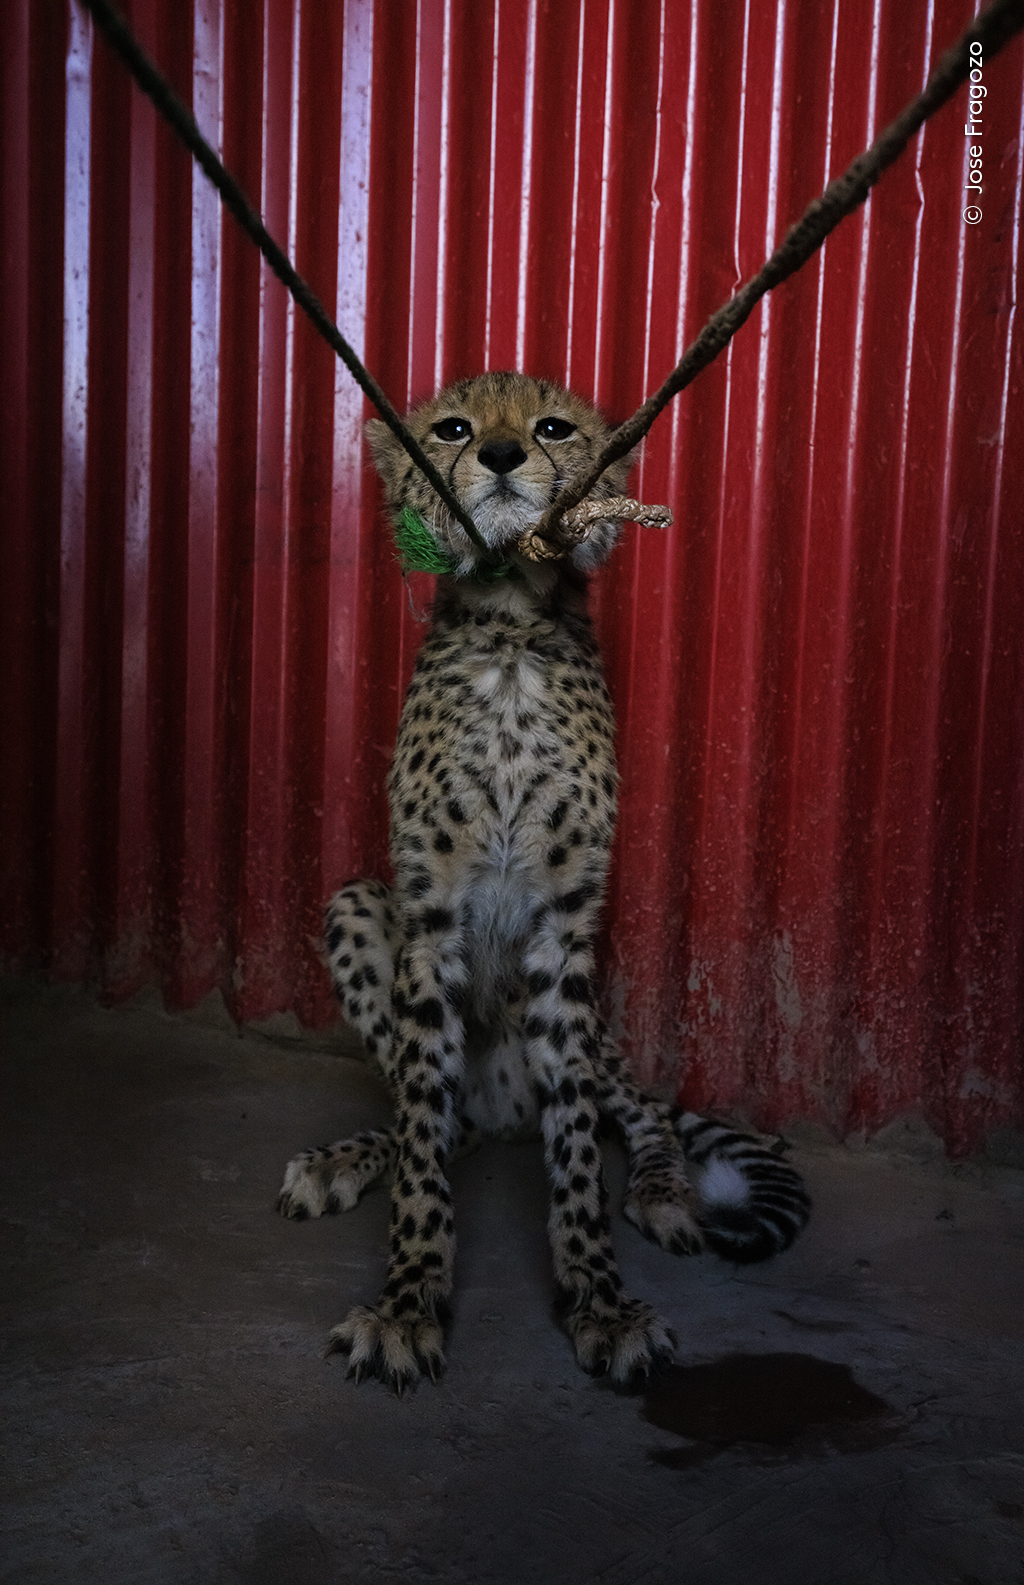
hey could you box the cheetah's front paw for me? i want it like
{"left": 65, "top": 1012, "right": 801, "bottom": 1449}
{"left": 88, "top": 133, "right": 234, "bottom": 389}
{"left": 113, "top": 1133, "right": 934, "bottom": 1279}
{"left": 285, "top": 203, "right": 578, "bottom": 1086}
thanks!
{"left": 563, "top": 1294, "right": 675, "bottom": 1385}
{"left": 327, "top": 1304, "right": 446, "bottom": 1393}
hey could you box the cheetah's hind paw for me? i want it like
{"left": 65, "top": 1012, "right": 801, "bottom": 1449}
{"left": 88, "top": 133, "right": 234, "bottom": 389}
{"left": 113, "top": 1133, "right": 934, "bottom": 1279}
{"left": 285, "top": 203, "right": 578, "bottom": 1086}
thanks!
{"left": 327, "top": 1305, "right": 446, "bottom": 1393}
{"left": 622, "top": 1166, "right": 704, "bottom": 1256}
{"left": 276, "top": 1132, "right": 394, "bottom": 1220}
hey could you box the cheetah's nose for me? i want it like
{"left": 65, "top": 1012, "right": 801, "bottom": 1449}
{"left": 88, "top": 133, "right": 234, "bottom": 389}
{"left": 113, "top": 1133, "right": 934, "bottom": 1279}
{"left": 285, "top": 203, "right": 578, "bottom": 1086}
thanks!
{"left": 477, "top": 440, "right": 528, "bottom": 475}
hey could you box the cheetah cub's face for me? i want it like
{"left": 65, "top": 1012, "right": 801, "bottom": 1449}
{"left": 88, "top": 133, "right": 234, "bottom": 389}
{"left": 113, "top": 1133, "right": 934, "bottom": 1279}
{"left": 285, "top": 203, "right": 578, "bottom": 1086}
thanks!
{"left": 366, "top": 371, "right": 631, "bottom": 574}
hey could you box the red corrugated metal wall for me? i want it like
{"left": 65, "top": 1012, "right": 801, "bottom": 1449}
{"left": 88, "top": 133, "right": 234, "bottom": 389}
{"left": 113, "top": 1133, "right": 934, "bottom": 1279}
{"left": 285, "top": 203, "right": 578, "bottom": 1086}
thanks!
{"left": 2, "top": 0, "right": 1022, "bottom": 1152}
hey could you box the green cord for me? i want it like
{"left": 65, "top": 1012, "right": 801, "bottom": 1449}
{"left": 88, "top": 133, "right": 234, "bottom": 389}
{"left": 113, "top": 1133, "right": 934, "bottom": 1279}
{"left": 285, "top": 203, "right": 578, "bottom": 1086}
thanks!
{"left": 394, "top": 507, "right": 459, "bottom": 574}
{"left": 393, "top": 507, "right": 520, "bottom": 583}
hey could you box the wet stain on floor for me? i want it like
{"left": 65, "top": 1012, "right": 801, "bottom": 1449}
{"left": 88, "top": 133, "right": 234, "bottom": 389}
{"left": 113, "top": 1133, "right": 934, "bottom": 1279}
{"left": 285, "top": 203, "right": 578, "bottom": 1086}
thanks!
{"left": 643, "top": 1352, "right": 902, "bottom": 1469}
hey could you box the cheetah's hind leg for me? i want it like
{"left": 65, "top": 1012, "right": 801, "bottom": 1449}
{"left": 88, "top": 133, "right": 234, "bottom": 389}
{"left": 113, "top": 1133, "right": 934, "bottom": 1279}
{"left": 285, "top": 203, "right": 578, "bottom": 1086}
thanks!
{"left": 277, "top": 881, "right": 400, "bottom": 1221}
{"left": 277, "top": 1130, "right": 396, "bottom": 1220}
{"left": 592, "top": 1033, "right": 704, "bottom": 1256}
{"left": 277, "top": 1119, "right": 485, "bottom": 1222}
{"left": 323, "top": 881, "right": 397, "bottom": 1064}
{"left": 592, "top": 1034, "right": 811, "bottom": 1263}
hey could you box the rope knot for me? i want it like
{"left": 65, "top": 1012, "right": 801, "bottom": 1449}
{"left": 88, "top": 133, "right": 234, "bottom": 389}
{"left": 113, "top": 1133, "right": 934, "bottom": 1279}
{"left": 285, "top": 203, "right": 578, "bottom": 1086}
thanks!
{"left": 517, "top": 496, "right": 674, "bottom": 563}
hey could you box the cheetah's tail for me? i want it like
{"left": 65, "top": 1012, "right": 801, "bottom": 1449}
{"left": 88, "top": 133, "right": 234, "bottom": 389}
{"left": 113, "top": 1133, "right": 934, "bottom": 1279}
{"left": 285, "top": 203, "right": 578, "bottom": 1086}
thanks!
{"left": 672, "top": 1111, "right": 811, "bottom": 1264}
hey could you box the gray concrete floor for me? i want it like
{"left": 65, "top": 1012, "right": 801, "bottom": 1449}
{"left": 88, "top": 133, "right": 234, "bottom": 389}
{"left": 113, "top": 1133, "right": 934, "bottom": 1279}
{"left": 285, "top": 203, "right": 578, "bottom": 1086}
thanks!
{"left": 2, "top": 978, "right": 1023, "bottom": 1585}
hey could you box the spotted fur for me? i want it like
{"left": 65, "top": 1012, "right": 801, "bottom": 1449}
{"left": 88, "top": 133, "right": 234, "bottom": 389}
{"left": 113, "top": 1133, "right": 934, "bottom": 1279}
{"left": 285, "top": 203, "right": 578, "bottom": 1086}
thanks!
{"left": 278, "top": 372, "right": 810, "bottom": 1390}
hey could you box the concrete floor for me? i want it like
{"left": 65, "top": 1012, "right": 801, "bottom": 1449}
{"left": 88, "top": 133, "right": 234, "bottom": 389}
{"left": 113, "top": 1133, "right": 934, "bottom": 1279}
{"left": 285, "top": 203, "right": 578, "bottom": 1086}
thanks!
{"left": 2, "top": 978, "right": 1023, "bottom": 1585}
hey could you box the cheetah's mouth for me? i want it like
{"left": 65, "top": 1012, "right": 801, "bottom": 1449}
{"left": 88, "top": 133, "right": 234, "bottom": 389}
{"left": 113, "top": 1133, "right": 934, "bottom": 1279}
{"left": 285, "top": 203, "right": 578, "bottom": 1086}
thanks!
{"left": 463, "top": 478, "right": 549, "bottom": 548}
{"left": 483, "top": 475, "right": 532, "bottom": 502}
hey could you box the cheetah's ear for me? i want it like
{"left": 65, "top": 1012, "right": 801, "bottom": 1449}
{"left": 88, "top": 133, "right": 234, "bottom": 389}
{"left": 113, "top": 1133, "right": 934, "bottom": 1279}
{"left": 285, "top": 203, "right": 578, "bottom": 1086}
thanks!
{"left": 364, "top": 418, "right": 405, "bottom": 498}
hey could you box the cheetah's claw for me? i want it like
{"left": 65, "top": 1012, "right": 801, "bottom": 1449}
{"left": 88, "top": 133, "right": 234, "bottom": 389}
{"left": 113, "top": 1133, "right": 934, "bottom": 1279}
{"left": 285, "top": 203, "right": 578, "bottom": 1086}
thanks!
{"left": 327, "top": 1304, "right": 446, "bottom": 1393}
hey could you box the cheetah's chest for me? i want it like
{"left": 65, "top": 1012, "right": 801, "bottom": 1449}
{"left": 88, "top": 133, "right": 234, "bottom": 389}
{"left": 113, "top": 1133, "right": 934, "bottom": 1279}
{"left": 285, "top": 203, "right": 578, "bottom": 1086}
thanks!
{"left": 392, "top": 624, "right": 616, "bottom": 841}
{"left": 460, "top": 644, "right": 569, "bottom": 807}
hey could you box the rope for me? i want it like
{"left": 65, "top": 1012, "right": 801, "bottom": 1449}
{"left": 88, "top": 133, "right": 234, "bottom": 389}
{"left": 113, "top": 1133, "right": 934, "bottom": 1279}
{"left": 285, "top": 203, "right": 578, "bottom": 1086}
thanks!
{"left": 78, "top": 0, "right": 492, "bottom": 557}
{"left": 530, "top": 0, "right": 1024, "bottom": 552}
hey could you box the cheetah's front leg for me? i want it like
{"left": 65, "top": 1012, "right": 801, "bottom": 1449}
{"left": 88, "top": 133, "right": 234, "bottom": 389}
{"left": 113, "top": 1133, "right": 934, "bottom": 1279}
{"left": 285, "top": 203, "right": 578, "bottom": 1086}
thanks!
{"left": 327, "top": 934, "right": 464, "bottom": 1391}
{"left": 524, "top": 930, "right": 674, "bottom": 1384}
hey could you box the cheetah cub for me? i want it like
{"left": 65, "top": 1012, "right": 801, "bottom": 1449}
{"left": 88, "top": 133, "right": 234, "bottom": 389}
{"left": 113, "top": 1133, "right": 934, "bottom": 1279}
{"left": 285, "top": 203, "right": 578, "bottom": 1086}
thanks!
{"left": 278, "top": 371, "right": 810, "bottom": 1390}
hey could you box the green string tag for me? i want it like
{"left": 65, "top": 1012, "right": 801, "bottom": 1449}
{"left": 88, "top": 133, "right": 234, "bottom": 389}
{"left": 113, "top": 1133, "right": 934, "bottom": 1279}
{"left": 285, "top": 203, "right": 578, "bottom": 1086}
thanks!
{"left": 393, "top": 507, "right": 519, "bottom": 582}
{"left": 394, "top": 507, "right": 459, "bottom": 574}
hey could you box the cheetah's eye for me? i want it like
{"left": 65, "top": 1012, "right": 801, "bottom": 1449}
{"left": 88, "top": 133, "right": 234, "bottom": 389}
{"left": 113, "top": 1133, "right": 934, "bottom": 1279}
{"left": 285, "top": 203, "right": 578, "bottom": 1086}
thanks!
{"left": 534, "top": 417, "right": 577, "bottom": 442}
{"left": 432, "top": 417, "right": 473, "bottom": 442}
